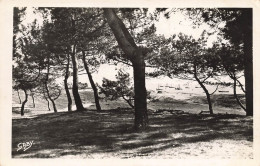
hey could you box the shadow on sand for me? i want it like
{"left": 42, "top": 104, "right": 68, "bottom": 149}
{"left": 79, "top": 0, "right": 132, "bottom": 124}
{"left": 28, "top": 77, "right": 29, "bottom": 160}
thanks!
{"left": 12, "top": 109, "right": 252, "bottom": 158}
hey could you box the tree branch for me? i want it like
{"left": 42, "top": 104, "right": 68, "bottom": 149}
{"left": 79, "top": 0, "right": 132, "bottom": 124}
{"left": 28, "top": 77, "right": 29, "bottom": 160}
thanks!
{"left": 122, "top": 95, "right": 134, "bottom": 108}
{"left": 53, "top": 89, "right": 62, "bottom": 100}
{"left": 236, "top": 79, "right": 245, "bottom": 93}
{"left": 201, "top": 72, "right": 213, "bottom": 83}
{"left": 210, "top": 84, "right": 219, "bottom": 95}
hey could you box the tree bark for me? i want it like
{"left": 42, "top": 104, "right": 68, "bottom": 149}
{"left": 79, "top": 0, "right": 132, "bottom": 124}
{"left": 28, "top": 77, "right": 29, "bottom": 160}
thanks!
{"left": 243, "top": 9, "right": 253, "bottom": 116}
{"left": 21, "top": 88, "right": 28, "bottom": 116}
{"left": 233, "top": 78, "right": 246, "bottom": 111}
{"left": 71, "top": 44, "right": 84, "bottom": 111}
{"left": 133, "top": 54, "right": 148, "bottom": 129}
{"left": 194, "top": 65, "right": 213, "bottom": 114}
{"left": 103, "top": 8, "right": 148, "bottom": 130}
{"left": 82, "top": 51, "right": 101, "bottom": 111}
{"left": 64, "top": 53, "right": 72, "bottom": 112}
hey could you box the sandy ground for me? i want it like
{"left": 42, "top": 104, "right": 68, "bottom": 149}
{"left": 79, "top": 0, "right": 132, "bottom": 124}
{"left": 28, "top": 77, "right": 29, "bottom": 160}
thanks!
{"left": 12, "top": 90, "right": 252, "bottom": 159}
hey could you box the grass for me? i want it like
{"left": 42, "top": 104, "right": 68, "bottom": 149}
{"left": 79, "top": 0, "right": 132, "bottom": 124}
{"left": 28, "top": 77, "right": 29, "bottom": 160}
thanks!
{"left": 12, "top": 89, "right": 252, "bottom": 158}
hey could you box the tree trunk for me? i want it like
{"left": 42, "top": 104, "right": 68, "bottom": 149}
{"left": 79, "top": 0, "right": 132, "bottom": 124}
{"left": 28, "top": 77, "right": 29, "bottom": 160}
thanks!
{"left": 82, "top": 51, "right": 101, "bottom": 111}
{"left": 45, "top": 56, "right": 58, "bottom": 113}
{"left": 103, "top": 8, "right": 148, "bottom": 130}
{"left": 44, "top": 94, "right": 51, "bottom": 111}
{"left": 50, "top": 99, "right": 57, "bottom": 113}
{"left": 30, "top": 89, "right": 35, "bottom": 108}
{"left": 64, "top": 53, "right": 72, "bottom": 112}
{"left": 45, "top": 82, "right": 58, "bottom": 113}
{"left": 132, "top": 54, "right": 148, "bottom": 129}
{"left": 21, "top": 88, "right": 28, "bottom": 116}
{"left": 194, "top": 66, "right": 213, "bottom": 114}
{"left": 243, "top": 9, "right": 253, "bottom": 116}
{"left": 71, "top": 44, "right": 84, "bottom": 111}
{"left": 233, "top": 78, "right": 246, "bottom": 111}
{"left": 16, "top": 89, "right": 21, "bottom": 104}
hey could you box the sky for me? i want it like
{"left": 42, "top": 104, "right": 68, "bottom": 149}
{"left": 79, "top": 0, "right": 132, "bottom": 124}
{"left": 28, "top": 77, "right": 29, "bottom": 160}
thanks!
{"left": 22, "top": 7, "right": 223, "bottom": 45}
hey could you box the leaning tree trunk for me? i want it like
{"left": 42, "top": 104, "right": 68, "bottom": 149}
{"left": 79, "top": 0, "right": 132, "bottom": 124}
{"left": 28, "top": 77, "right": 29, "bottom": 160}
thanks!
{"left": 243, "top": 9, "right": 253, "bottom": 116}
{"left": 71, "top": 44, "right": 84, "bottom": 111}
{"left": 21, "top": 88, "right": 28, "bottom": 116}
{"left": 64, "top": 53, "right": 72, "bottom": 112}
{"left": 194, "top": 66, "right": 213, "bottom": 115}
{"left": 82, "top": 51, "right": 101, "bottom": 111}
{"left": 103, "top": 8, "right": 148, "bottom": 130}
